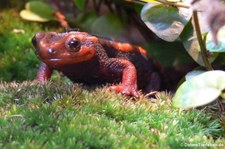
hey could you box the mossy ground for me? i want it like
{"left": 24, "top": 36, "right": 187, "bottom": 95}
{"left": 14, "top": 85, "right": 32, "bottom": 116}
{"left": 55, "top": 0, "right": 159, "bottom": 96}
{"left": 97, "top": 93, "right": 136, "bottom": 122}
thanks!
{"left": 0, "top": 8, "right": 224, "bottom": 149}
{"left": 0, "top": 81, "right": 224, "bottom": 149}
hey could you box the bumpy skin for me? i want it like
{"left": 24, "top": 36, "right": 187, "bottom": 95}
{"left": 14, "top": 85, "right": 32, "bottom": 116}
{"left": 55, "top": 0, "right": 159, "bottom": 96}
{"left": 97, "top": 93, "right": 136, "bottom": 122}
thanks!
{"left": 32, "top": 31, "right": 162, "bottom": 97}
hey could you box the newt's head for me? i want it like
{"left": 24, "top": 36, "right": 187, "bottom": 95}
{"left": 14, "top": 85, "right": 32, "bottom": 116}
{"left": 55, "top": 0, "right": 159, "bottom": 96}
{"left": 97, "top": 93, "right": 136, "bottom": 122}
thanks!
{"left": 32, "top": 31, "right": 98, "bottom": 66}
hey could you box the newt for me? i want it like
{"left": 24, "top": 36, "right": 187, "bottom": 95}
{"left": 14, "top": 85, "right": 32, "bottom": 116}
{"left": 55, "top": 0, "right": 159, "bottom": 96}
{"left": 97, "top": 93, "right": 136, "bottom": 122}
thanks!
{"left": 32, "top": 31, "right": 163, "bottom": 98}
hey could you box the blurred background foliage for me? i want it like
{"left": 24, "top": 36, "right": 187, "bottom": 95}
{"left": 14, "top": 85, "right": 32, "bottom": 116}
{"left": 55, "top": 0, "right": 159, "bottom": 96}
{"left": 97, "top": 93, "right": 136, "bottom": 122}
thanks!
{"left": 0, "top": 0, "right": 195, "bottom": 82}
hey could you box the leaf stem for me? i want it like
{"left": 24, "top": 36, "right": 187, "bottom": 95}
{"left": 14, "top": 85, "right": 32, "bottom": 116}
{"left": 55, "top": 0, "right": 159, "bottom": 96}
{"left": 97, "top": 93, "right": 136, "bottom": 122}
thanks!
{"left": 155, "top": 0, "right": 190, "bottom": 8}
{"left": 192, "top": 11, "right": 213, "bottom": 70}
{"left": 127, "top": 0, "right": 190, "bottom": 8}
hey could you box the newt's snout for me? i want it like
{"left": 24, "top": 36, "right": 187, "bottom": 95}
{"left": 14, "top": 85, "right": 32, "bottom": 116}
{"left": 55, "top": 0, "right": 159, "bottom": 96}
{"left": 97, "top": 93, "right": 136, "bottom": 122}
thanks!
{"left": 32, "top": 32, "right": 46, "bottom": 53}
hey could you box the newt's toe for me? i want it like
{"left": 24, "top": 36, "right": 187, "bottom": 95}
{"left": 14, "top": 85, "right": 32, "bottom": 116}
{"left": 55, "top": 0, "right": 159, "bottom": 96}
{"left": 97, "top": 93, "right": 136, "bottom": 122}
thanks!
{"left": 109, "top": 85, "right": 139, "bottom": 98}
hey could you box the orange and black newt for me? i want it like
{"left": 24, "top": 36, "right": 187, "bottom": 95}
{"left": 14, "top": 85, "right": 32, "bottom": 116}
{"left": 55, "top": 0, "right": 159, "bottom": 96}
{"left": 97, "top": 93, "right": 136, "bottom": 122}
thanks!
{"left": 32, "top": 31, "right": 163, "bottom": 97}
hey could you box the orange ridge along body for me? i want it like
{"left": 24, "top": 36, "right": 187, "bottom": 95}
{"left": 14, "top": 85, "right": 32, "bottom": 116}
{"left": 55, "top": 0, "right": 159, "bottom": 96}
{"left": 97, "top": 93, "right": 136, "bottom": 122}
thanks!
{"left": 32, "top": 31, "right": 163, "bottom": 97}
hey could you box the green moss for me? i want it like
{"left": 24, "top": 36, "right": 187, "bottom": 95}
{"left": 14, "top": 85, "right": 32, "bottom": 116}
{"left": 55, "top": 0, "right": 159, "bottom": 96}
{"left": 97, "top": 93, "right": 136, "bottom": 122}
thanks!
{"left": 0, "top": 81, "right": 224, "bottom": 148}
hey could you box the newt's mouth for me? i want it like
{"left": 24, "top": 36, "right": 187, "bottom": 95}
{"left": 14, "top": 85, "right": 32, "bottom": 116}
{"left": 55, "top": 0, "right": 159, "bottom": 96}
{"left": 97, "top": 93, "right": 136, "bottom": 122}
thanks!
{"left": 41, "top": 58, "right": 69, "bottom": 67}
{"left": 43, "top": 58, "right": 79, "bottom": 66}
{"left": 44, "top": 58, "right": 69, "bottom": 63}
{"left": 46, "top": 58, "right": 63, "bottom": 62}
{"left": 42, "top": 53, "right": 94, "bottom": 66}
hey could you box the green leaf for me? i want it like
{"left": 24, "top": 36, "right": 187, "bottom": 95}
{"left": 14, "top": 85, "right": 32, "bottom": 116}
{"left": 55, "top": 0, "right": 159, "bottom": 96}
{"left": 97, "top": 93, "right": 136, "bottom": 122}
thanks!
{"left": 144, "top": 41, "right": 194, "bottom": 67}
{"left": 206, "top": 26, "right": 225, "bottom": 52}
{"left": 91, "top": 14, "right": 123, "bottom": 37}
{"left": 20, "top": 1, "right": 54, "bottom": 22}
{"left": 27, "top": 1, "right": 54, "bottom": 19}
{"left": 173, "top": 70, "right": 225, "bottom": 109}
{"left": 73, "top": 0, "right": 86, "bottom": 10}
{"left": 139, "top": 0, "right": 159, "bottom": 3}
{"left": 212, "top": 52, "right": 225, "bottom": 65}
{"left": 20, "top": 10, "right": 50, "bottom": 22}
{"left": 140, "top": 0, "right": 181, "bottom": 2}
{"left": 185, "top": 70, "right": 205, "bottom": 80}
{"left": 75, "top": 12, "right": 97, "bottom": 31}
{"left": 180, "top": 21, "right": 217, "bottom": 66}
{"left": 141, "top": 2, "right": 191, "bottom": 42}
{"left": 166, "top": 0, "right": 181, "bottom": 2}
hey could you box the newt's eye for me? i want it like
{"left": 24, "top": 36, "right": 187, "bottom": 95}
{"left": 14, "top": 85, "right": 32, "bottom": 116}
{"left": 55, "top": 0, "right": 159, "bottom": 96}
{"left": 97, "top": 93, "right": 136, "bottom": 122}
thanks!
{"left": 66, "top": 38, "right": 80, "bottom": 51}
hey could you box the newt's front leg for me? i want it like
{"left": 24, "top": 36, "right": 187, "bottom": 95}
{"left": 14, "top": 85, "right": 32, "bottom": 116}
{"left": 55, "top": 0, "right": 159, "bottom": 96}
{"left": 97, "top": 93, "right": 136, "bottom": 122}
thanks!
{"left": 36, "top": 63, "right": 53, "bottom": 84}
{"left": 103, "top": 58, "right": 139, "bottom": 98}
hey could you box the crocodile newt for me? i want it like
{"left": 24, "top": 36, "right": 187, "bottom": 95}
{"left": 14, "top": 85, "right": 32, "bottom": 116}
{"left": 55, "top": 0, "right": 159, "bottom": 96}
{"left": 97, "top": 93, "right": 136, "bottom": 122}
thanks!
{"left": 32, "top": 31, "right": 163, "bottom": 97}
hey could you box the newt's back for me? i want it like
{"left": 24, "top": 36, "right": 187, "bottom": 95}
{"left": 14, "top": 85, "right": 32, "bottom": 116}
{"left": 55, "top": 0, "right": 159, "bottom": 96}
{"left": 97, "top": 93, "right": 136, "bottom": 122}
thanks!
{"left": 98, "top": 38, "right": 162, "bottom": 89}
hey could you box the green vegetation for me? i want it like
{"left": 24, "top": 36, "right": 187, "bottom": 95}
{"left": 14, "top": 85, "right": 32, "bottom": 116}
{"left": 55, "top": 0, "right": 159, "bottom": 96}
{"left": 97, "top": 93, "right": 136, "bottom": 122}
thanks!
{"left": 140, "top": 0, "right": 225, "bottom": 109}
{"left": 0, "top": 81, "right": 224, "bottom": 148}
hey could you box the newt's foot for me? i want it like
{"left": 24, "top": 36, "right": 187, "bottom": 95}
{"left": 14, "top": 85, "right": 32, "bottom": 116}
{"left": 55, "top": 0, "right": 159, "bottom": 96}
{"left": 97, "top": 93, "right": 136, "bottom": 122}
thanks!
{"left": 109, "top": 84, "right": 139, "bottom": 98}
{"left": 33, "top": 78, "right": 47, "bottom": 84}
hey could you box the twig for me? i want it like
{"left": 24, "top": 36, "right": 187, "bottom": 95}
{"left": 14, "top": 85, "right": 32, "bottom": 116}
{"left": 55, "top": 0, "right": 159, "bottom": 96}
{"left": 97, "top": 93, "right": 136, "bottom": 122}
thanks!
{"left": 126, "top": 0, "right": 190, "bottom": 8}
{"left": 105, "top": 0, "right": 114, "bottom": 13}
{"left": 125, "top": 0, "right": 145, "bottom": 5}
{"left": 153, "top": 0, "right": 190, "bottom": 8}
{"left": 55, "top": 11, "right": 70, "bottom": 28}
{"left": 192, "top": 11, "right": 213, "bottom": 70}
{"left": 93, "top": 0, "right": 103, "bottom": 13}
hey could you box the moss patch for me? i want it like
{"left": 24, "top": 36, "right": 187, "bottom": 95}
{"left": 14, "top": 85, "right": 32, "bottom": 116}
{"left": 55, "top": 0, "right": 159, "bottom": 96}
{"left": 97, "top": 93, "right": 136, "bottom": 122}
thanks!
{"left": 0, "top": 81, "right": 224, "bottom": 148}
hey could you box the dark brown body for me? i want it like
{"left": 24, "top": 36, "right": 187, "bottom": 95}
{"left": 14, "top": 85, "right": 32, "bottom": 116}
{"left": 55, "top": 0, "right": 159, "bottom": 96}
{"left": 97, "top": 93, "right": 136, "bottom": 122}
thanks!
{"left": 32, "top": 31, "right": 162, "bottom": 97}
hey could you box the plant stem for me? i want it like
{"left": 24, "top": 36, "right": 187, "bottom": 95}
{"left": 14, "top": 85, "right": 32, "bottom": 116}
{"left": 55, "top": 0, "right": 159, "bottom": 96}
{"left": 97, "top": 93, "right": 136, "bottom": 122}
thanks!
{"left": 155, "top": 0, "right": 190, "bottom": 8}
{"left": 127, "top": 0, "right": 190, "bottom": 8}
{"left": 192, "top": 11, "right": 213, "bottom": 70}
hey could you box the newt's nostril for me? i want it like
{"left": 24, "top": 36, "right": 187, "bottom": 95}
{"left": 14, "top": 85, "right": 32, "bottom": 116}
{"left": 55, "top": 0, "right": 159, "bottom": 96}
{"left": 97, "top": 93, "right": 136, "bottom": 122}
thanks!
{"left": 48, "top": 48, "right": 56, "bottom": 54}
